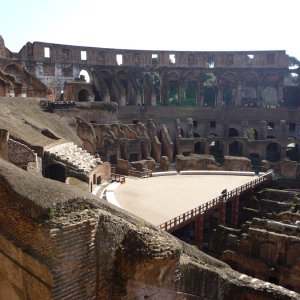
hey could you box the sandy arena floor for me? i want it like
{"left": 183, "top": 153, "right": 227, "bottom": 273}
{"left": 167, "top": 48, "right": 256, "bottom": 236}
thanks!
{"left": 114, "top": 174, "right": 257, "bottom": 226}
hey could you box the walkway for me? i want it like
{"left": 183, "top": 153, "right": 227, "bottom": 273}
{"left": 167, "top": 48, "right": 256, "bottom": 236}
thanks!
{"left": 114, "top": 173, "right": 258, "bottom": 226}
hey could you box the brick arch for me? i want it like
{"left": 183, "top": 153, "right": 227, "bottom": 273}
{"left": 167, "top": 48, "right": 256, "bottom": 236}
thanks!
{"left": 166, "top": 71, "right": 180, "bottom": 81}
{"left": 4, "top": 63, "right": 23, "bottom": 76}
{"left": 266, "top": 142, "right": 281, "bottom": 162}
{"left": 222, "top": 72, "right": 238, "bottom": 86}
{"left": 229, "top": 127, "right": 240, "bottom": 137}
{"left": 182, "top": 71, "right": 198, "bottom": 82}
{"left": 222, "top": 72, "right": 238, "bottom": 107}
{"left": 243, "top": 71, "right": 258, "bottom": 83}
{"left": 285, "top": 141, "right": 300, "bottom": 162}
{"left": 44, "top": 163, "right": 66, "bottom": 183}
{"left": 78, "top": 89, "right": 90, "bottom": 102}
{"left": 263, "top": 72, "right": 279, "bottom": 85}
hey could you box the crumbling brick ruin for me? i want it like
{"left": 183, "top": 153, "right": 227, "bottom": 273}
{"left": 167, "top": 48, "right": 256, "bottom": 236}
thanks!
{"left": 209, "top": 181, "right": 300, "bottom": 292}
{"left": 0, "top": 159, "right": 299, "bottom": 300}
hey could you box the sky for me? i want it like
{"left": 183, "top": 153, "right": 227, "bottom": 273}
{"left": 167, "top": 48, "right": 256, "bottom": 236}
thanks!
{"left": 1, "top": 0, "right": 300, "bottom": 59}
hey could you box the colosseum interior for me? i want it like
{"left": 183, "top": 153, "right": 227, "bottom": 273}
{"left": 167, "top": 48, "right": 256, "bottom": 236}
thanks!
{"left": 0, "top": 35, "right": 300, "bottom": 299}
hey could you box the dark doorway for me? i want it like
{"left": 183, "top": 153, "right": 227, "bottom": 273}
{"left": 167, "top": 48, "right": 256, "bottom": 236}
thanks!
{"left": 78, "top": 89, "right": 89, "bottom": 101}
{"left": 266, "top": 143, "right": 280, "bottom": 162}
{"left": 44, "top": 164, "right": 66, "bottom": 182}
{"left": 229, "top": 141, "right": 243, "bottom": 156}
{"left": 129, "top": 153, "right": 138, "bottom": 162}
{"left": 229, "top": 128, "right": 239, "bottom": 137}
{"left": 194, "top": 142, "right": 205, "bottom": 154}
{"left": 109, "top": 154, "right": 117, "bottom": 165}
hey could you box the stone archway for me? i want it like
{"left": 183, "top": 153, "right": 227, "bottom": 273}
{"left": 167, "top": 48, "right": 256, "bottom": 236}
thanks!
{"left": 209, "top": 140, "right": 224, "bottom": 163}
{"left": 261, "top": 86, "right": 277, "bottom": 107}
{"left": 44, "top": 164, "right": 66, "bottom": 182}
{"left": 229, "top": 128, "right": 239, "bottom": 137}
{"left": 78, "top": 89, "right": 89, "bottom": 101}
{"left": 286, "top": 142, "right": 300, "bottom": 162}
{"left": 194, "top": 141, "right": 205, "bottom": 154}
{"left": 229, "top": 141, "right": 243, "bottom": 156}
{"left": 266, "top": 142, "right": 280, "bottom": 162}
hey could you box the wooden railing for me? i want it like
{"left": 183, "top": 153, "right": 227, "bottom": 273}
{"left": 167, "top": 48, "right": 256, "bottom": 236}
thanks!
{"left": 159, "top": 170, "right": 273, "bottom": 232}
{"left": 110, "top": 173, "right": 125, "bottom": 184}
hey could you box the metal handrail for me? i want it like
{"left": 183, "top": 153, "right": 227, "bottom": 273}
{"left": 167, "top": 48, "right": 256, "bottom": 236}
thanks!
{"left": 159, "top": 170, "right": 273, "bottom": 232}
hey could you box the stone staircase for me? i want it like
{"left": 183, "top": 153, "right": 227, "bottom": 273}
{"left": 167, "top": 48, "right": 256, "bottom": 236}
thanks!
{"left": 46, "top": 142, "right": 102, "bottom": 174}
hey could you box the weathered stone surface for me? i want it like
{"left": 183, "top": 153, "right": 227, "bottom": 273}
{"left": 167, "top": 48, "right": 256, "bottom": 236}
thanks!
{"left": 160, "top": 155, "right": 170, "bottom": 171}
{"left": 176, "top": 154, "right": 220, "bottom": 171}
{"left": 0, "top": 159, "right": 298, "bottom": 299}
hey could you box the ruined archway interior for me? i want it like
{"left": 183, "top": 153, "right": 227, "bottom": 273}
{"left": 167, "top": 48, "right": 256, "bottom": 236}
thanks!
{"left": 78, "top": 89, "right": 89, "bottom": 101}
{"left": 44, "top": 164, "right": 66, "bottom": 182}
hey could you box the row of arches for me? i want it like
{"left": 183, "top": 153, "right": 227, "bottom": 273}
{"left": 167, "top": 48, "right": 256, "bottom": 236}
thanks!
{"left": 191, "top": 140, "right": 300, "bottom": 163}
{"left": 74, "top": 68, "right": 283, "bottom": 107}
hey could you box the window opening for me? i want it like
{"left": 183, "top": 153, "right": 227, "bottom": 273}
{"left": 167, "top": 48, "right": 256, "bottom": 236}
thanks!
{"left": 44, "top": 47, "right": 50, "bottom": 58}
{"left": 169, "top": 54, "right": 176, "bottom": 64}
{"left": 116, "top": 54, "right": 123, "bottom": 65}
{"left": 81, "top": 50, "right": 87, "bottom": 60}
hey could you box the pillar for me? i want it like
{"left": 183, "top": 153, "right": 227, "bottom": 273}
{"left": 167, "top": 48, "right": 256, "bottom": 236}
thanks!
{"left": 231, "top": 195, "right": 239, "bottom": 228}
{"left": 195, "top": 213, "right": 204, "bottom": 249}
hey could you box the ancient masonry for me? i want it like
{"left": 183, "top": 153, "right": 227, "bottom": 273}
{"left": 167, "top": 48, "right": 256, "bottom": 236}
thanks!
{"left": 0, "top": 35, "right": 300, "bottom": 299}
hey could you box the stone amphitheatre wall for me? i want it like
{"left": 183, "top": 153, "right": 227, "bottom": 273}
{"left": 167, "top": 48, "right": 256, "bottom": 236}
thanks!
{"left": 0, "top": 158, "right": 298, "bottom": 300}
{"left": 14, "top": 39, "right": 295, "bottom": 107}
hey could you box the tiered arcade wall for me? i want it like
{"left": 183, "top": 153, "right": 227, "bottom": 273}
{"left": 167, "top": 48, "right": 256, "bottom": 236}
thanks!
{"left": 17, "top": 40, "right": 294, "bottom": 107}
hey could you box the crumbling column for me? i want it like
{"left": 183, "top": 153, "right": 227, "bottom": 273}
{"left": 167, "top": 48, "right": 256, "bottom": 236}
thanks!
{"left": 194, "top": 213, "right": 204, "bottom": 249}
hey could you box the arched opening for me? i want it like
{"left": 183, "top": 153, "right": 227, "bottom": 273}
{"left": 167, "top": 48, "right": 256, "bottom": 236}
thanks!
{"left": 4, "top": 64, "right": 22, "bottom": 77}
{"left": 266, "top": 143, "right": 280, "bottom": 162}
{"left": 246, "top": 128, "right": 258, "bottom": 140}
{"left": 183, "top": 84, "right": 197, "bottom": 106}
{"left": 229, "top": 141, "right": 243, "bottom": 156}
{"left": 261, "top": 86, "right": 277, "bottom": 107}
{"left": 203, "top": 73, "right": 217, "bottom": 107}
{"left": 78, "top": 89, "right": 89, "bottom": 101}
{"left": 210, "top": 140, "right": 224, "bottom": 163}
{"left": 222, "top": 86, "right": 236, "bottom": 107}
{"left": 194, "top": 142, "right": 205, "bottom": 154}
{"left": 168, "top": 82, "right": 179, "bottom": 105}
{"left": 229, "top": 128, "right": 239, "bottom": 137}
{"left": 203, "top": 87, "right": 216, "bottom": 107}
{"left": 249, "top": 153, "right": 262, "bottom": 173}
{"left": 79, "top": 69, "right": 90, "bottom": 83}
{"left": 44, "top": 164, "right": 66, "bottom": 182}
{"left": 242, "top": 72, "right": 258, "bottom": 107}
{"left": 129, "top": 153, "right": 139, "bottom": 162}
{"left": 286, "top": 143, "right": 300, "bottom": 162}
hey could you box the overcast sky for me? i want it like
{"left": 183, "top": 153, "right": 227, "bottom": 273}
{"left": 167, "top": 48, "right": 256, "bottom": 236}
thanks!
{"left": 1, "top": 0, "right": 299, "bottom": 59}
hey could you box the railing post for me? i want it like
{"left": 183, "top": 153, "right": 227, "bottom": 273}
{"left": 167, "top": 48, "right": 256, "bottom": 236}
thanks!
{"left": 195, "top": 213, "right": 204, "bottom": 249}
